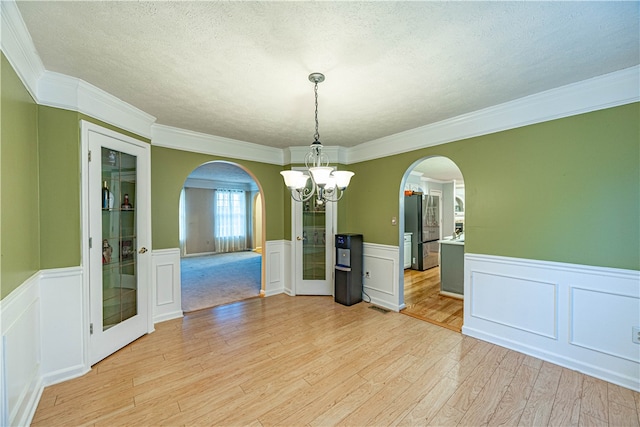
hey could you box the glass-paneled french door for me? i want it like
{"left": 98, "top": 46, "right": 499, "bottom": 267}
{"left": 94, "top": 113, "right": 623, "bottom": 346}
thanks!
{"left": 83, "top": 121, "right": 151, "bottom": 366}
{"left": 292, "top": 185, "right": 336, "bottom": 295}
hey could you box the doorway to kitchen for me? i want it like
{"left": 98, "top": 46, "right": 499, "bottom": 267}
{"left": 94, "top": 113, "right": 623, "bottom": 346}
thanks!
{"left": 179, "top": 161, "right": 265, "bottom": 312}
{"left": 400, "top": 156, "right": 465, "bottom": 332}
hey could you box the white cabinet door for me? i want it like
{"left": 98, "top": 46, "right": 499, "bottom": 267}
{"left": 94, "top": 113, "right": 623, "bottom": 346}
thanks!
{"left": 84, "top": 122, "right": 151, "bottom": 366}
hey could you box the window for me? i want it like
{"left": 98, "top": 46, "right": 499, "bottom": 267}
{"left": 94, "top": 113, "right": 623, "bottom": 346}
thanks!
{"left": 214, "top": 189, "right": 247, "bottom": 252}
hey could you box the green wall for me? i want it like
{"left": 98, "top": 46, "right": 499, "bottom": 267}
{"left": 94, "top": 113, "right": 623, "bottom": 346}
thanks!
{"left": 151, "top": 146, "right": 286, "bottom": 249}
{"left": 1, "top": 54, "right": 40, "bottom": 298}
{"left": 345, "top": 103, "right": 640, "bottom": 270}
{"left": 37, "top": 106, "right": 81, "bottom": 268}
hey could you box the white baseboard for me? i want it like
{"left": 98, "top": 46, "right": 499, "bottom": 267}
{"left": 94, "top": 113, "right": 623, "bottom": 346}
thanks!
{"left": 464, "top": 253, "right": 640, "bottom": 391}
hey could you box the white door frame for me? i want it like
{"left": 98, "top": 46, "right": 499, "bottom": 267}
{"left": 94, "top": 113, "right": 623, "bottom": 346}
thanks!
{"left": 80, "top": 121, "right": 154, "bottom": 367}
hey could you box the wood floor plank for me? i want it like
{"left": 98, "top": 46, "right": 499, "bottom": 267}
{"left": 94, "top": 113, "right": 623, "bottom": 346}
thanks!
{"left": 518, "top": 361, "right": 562, "bottom": 426}
{"left": 397, "top": 375, "right": 460, "bottom": 426}
{"left": 548, "top": 367, "right": 584, "bottom": 427}
{"left": 487, "top": 363, "right": 539, "bottom": 426}
{"left": 609, "top": 401, "right": 640, "bottom": 427}
{"left": 581, "top": 375, "right": 610, "bottom": 424}
{"left": 428, "top": 403, "right": 466, "bottom": 426}
{"left": 268, "top": 373, "right": 369, "bottom": 426}
{"left": 446, "top": 345, "right": 508, "bottom": 412}
{"left": 456, "top": 365, "right": 515, "bottom": 426}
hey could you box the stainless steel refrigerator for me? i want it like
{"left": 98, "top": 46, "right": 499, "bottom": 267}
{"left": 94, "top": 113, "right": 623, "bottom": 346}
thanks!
{"left": 404, "top": 194, "right": 440, "bottom": 270}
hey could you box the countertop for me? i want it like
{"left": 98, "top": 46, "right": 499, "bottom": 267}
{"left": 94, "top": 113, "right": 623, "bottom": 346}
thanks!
{"left": 440, "top": 237, "right": 465, "bottom": 246}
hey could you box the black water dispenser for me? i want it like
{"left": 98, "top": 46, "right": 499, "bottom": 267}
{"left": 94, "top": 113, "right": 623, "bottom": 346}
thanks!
{"left": 334, "top": 233, "right": 363, "bottom": 306}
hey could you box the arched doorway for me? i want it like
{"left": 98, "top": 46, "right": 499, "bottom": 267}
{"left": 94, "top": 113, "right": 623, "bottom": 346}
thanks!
{"left": 399, "top": 156, "right": 465, "bottom": 332}
{"left": 179, "top": 161, "right": 265, "bottom": 312}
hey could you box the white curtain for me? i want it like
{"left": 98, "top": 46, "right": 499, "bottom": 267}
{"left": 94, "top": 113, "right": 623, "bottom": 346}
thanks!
{"left": 214, "top": 189, "right": 247, "bottom": 252}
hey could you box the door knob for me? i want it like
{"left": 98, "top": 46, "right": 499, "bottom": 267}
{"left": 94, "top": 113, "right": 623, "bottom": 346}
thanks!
{"left": 296, "top": 236, "right": 302, "bottom": 241}
{"left": 138, "top": 247, "right": 148, "bottom": 254}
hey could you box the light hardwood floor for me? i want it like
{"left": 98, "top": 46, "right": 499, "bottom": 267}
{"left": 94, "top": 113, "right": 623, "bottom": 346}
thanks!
{"left": 33, "top": 294, "right": 639, "bottom": 426}
{"left": 402, "top": 267, "right": 464, "bottom": 332}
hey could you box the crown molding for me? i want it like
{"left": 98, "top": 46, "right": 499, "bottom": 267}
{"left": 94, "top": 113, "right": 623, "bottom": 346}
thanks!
{"left": 38, "top": 71, "right": 156, "bottom": 139}
{"left": 0, "top": 0, "right": 45, "bottom": 100}
{"left": 347, "top": 65, "right": 640, "bottom": 164}
{"left": 151, "top": 124, "right": 283, "bottom": 166}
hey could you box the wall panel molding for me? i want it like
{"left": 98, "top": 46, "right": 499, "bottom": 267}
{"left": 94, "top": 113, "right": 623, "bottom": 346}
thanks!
{"left": 151, "top": 249, "right": 183, "bottom": 323}
{"left": 265, "top": 240, "right": 287, "bottom": 297}
{"left": 362, "top": 243, "right": 400, "bottom": 311}
{"left": 469, "top": 271, "right": 558, "bottom": 339}
{"left": 39, "top": 267, "right": 87, "bottom": 386}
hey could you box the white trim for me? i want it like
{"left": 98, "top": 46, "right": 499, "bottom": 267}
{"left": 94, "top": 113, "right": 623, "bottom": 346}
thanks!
{"left": 347, "top": 65, "right": 640, "bottom": 164}
{"left": 38, "top": 72, "right": 156, "bottom": 139}
{"left": 463, "top": 253, "right": 640, "bottom": 391}
{"left": 151, "top": 124, "right": 283, "bottom": 166}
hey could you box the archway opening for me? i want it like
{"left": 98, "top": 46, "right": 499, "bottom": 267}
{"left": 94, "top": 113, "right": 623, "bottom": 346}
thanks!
{"left": 399, "top": 156, "right": 465, "bottom": 332}
{"left": 178, "top": 161, "right": 265, "bottom": 312}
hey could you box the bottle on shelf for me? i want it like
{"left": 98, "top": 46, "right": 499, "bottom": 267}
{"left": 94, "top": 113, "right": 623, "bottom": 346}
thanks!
{"left": 121, "top": 194, "right": 132, "bottom": 210}
{"left": 102, "top": 181, "right": 110, "bottom": 210}
{"left": 102, "top": 239, "right": 112, "bottom": 264}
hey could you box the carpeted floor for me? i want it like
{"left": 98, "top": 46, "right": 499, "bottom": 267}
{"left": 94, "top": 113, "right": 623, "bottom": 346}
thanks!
{"left": 180, "top": 251, "right": 262, "bottom": 312}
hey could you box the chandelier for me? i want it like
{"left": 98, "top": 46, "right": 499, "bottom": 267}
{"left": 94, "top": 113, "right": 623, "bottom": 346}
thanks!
{"left": 280, "top": 72, "right": 354, "bottom": 204}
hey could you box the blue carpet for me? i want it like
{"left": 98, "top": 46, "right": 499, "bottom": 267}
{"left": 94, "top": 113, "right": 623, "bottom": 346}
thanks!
{"left": 180, "top": 251, "right": 262, "bottom": 312}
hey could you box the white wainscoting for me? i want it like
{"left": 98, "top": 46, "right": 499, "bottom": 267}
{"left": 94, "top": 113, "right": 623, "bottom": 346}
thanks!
{"left": 0, "top": 272, "right": 41, "bottom": 427}
{"left": 39, "top": 267, "right": 87, "bottom": 385}
{"left": 265, "top": 240, "right": 288, "bottom": 297}
{"left": 151, "top": 248, "right": 183, "bottom": 323}
{"left": 1, "top": 267, "right": 91, "bottom": 427}
{"left": 464, "top": 253, "right": 640, "bottom": 391}
{"left": 363, "top": 243, "right": 401, "bottom": 311}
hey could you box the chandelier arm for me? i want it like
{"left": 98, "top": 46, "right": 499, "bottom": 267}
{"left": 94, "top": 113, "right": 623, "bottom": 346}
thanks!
{"left": 298, "top": 178, "right": 316, "bottom": 203}
{"left": 321, "top": 186, "right": 344, "bottom": 203}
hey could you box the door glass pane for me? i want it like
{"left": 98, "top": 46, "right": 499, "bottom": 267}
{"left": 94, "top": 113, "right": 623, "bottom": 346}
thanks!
{"left": 101, "top": 148, "right": 137, "bottom": 331}
{"left": 303, "top": 196, "right": 326, "bottom": 280}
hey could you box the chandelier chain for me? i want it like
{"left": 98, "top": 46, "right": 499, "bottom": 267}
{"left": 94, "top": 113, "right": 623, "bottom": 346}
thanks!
{"left": 314, "top": 81, "right": 320, "bottom": 143}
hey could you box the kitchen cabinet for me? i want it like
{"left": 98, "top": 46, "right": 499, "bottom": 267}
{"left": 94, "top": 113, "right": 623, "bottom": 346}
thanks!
{"left": 440, "top": 240, "right": 464, "bottom": 297}
{"left": 403, "top": 233, "right": 412, "bottom": 269}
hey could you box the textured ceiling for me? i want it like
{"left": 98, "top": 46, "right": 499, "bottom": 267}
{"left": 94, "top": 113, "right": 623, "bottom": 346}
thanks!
{"left": 15, "top": 1, "right": 640, "bottom": 151}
